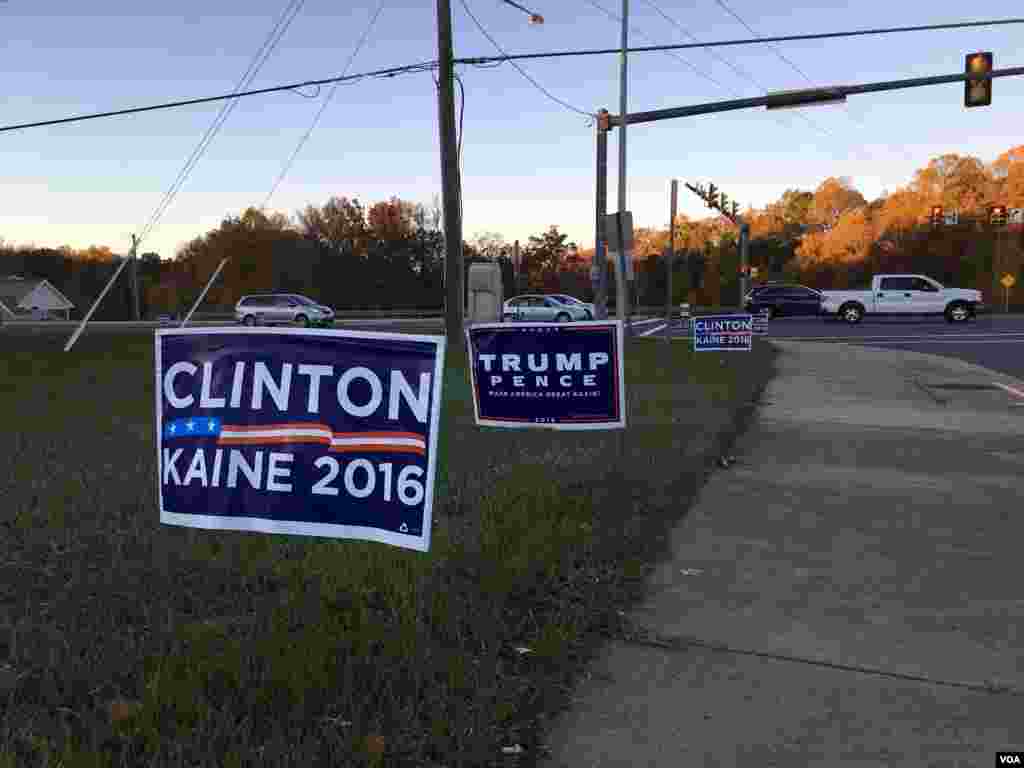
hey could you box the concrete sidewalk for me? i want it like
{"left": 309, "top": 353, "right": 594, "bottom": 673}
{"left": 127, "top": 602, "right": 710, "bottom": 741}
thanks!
{"left": 543, "top": 341, "right": 1024, "bottom": 767}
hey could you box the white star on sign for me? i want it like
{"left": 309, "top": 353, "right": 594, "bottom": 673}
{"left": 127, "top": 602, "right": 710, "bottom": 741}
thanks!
{"left": 168, "top": 424, "right": 176, "bottom": 434}
{"left": 186, "top": 420, "right": 195, "bottom": 431}
{"left": 207, "top": 420, "right": 216, "bottom": 432}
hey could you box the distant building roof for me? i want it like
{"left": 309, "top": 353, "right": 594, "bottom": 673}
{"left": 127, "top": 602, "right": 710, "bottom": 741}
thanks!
{"left": 0, "top": 276, "right": 36, "bottom": 307}
{"left": 0, "top": 276, "right": 75, "bottom": 316}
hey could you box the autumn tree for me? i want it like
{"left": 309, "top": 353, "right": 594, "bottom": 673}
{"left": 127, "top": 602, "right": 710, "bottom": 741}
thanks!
{"left": 993, "top": 145, "right": 1024, "bottom": 208}
{"left": 808, "top": 177, "right": 867, "bottom": 231}
{"left": 367, "top": 197, "right": 417, "bottom": 241}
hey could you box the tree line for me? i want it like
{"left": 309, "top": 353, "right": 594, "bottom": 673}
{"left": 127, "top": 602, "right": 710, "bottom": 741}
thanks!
{"left": 3, "top": 144, "right": 1023, "bottom": 318}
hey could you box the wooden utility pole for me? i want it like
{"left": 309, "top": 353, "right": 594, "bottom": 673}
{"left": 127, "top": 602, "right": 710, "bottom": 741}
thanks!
{"left": 436, "top": 0, "right": 464, "bottom": 343}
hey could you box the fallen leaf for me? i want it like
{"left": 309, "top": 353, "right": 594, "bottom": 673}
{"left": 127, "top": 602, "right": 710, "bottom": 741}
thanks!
{"left": 365, "top": 734, "right": 386, "bottom": 755}
{"left": 108, "top": 698, "right": 142, "bottom": 724}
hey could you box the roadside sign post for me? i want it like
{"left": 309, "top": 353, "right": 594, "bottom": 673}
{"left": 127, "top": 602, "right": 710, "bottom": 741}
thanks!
{"left": 679, "top": 302, "right": 691, "bottom": 332}
{"left": 753, "top": 307, "right": 769, "bottom": 335}
{"left": 1002, "top": 273, "right": 1016, "bottom": 313}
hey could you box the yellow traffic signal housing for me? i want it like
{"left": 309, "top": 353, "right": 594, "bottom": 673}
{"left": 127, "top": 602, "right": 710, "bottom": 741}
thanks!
{"left": 965, "top": 52, "right": 992, "bottom": 108}
{"left": 990, "top": 204, "right": 1008, "bottom": 225}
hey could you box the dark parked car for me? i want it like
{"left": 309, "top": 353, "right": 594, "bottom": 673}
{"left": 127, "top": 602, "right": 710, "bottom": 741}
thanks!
{"left": 744, "top": 284, "right": 824, "bottom": 318}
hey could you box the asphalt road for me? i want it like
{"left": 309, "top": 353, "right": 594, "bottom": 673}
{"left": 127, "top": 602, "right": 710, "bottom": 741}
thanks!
{"left": 8, "top": 314, "right": 1024, "bottom": 386}
{"left": 633, "top": 313, "right": 1024, "bottom": 383}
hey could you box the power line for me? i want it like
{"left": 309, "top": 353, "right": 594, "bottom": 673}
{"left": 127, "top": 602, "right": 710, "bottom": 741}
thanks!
{"left": 263, "top": 0, "right": 386, "bottom": 208}
{"left": 138, "top": 0, "right": 307, "bottom": 247}
{"left": 712, "top": 0, "right": 812, "bottom": 83}
{"left": 458, "top": 0, "right": 594, "bottom": 118}
{"left": 456, "top": 17, "right": 1024, "bottom": 64}
{"left": 0, "top": 61, "right": 440, "bottom": 135}
{"left": 586, "top": 0, "right": 874, "bottom": 170}
{"left": 641, "top": 0, "right": 766, "bottom": 93}
{"left": 708, "top": 0, "right": 918, "bottom": 170}
{"left": 583, "top": 0, "right": 733, "bottom": 93}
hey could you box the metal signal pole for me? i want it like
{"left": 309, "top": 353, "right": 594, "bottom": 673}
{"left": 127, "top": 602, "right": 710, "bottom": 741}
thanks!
{"left": 594, "top": 118, "right": 609, "bottom": 319}
{"left": 666, "top": 179, "right": 677, "bottom": 337}
{"left": 617, "top": 0, "right": 632, "bottom": 337}
{"left": 130, "top": 233, "right": 140, "bottom": 321}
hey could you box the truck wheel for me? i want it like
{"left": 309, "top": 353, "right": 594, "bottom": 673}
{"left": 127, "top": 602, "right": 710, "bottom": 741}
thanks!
{"left": 945, "top": 302, "right": 970, "bottom": 323}
{"left": 840, "top": 303, "right": 864, "bottom": 324}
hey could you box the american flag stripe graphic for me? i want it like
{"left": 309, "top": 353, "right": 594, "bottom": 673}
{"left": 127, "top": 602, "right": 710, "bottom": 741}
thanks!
{"left": 215, "top": 423, "right": 427, "bottom": 456}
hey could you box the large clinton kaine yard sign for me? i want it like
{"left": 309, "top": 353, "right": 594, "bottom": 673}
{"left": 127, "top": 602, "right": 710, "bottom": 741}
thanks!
{"left": 466, "top": 320, "right": 626, "bottom": 430}
{"left": 155, "top": 328, "right": 445, "bottom": 552}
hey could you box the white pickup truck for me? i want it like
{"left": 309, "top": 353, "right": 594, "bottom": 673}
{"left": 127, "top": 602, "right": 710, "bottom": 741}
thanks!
{"left": 820, "top": 274, "right": 985, "bottom": 324}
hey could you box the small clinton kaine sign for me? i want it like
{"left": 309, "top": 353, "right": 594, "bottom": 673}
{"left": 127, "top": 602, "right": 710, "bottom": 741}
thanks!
{"left": 155, "top": 327, "right": 445, "bottom": 552}
{"left": 693, "top": 314, "right": 753, "bottom": 352}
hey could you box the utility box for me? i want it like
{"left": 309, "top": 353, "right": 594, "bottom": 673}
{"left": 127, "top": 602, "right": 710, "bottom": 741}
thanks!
{"left": 467, "top": 262, "right": 503, "bottom": 325}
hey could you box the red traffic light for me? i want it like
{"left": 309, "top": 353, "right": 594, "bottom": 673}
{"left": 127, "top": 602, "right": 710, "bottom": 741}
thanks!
{"left": 965, "top": 52, "right": 993, "bottom": 108}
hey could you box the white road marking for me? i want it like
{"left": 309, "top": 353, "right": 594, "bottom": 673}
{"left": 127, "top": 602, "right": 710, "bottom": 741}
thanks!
{"left": 639, "top": 323, "right": 668, "bottom": 337}
{"left": 854, "top": 339, "right": 1024, "bottom": 345}
{"left": 631, "top": 317, "right": 666, "bottom": 326}
{"left": 774, "top": 332, "right": 1024, "bottom": 342}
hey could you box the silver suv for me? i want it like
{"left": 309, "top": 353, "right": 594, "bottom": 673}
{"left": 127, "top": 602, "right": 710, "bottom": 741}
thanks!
{"left": 235, "top": 294, "right": 335, "bottom": 327}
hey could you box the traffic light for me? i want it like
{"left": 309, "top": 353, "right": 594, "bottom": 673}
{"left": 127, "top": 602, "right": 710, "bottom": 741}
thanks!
{"left": 706, "top": 183, "right": 719, "bottom": 209}
{"left": 965, "top": 51, "right": 993, "bottom": 108}
{"left": 750, "top": 266, "right": 760, "bottom": 279}
{"left": 596, "top": 109, "right": 611, "bottom": 132}
{"left": 930, "top": 205, "right": 943, "bottom": 227}
{"left": 990, "top": 204, "right": 1008, "bottom": 226}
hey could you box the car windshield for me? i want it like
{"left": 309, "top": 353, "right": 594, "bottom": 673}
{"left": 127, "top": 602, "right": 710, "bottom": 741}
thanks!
{"left": 553, "top": 295, "right": 581, "bottom": 304}
{"left": 290, "top": 296, "right": 317, "bottom": 306}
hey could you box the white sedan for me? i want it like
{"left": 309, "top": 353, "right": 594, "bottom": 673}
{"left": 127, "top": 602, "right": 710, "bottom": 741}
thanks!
{"left": 503, "top": 294, "right": 592, "bottom": 322}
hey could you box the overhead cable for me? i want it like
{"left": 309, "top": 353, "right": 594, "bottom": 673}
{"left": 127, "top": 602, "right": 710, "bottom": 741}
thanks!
{"left": 0, "top": 61, "right": 440, "bottom": 135}
{"left": 456, "top": 17, "right": 1024, "bottom": 64}
{"left": 263, "top": 0, "right": 387, "bottom": 207}
{"left": 138, "top": 0, "right": 307, "bottom": 246}
{"left": 459, "top": 0, "right": 594, "bottom": 118}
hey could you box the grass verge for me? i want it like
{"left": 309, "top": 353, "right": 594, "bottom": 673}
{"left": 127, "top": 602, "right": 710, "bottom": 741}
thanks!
{"left": 0, "top": 327, "right": 776, "bottom": 767}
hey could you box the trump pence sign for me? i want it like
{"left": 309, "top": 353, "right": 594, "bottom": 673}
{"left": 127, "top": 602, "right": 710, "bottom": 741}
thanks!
{"left": 465, "top": 321, "right": 626, "bottom": 430}
{"left": 155, "top": 328, "right": 445, "bottom": 552}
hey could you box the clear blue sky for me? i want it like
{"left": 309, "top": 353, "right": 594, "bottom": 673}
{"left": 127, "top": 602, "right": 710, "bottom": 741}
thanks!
{"left": 1, "top": 0, "right": 1022, "bottom": 259}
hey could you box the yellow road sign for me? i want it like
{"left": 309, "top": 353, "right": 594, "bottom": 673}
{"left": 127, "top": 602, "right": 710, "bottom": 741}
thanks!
{"left": 1001, "top": 273, "right": 1016, "bottom": 289}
